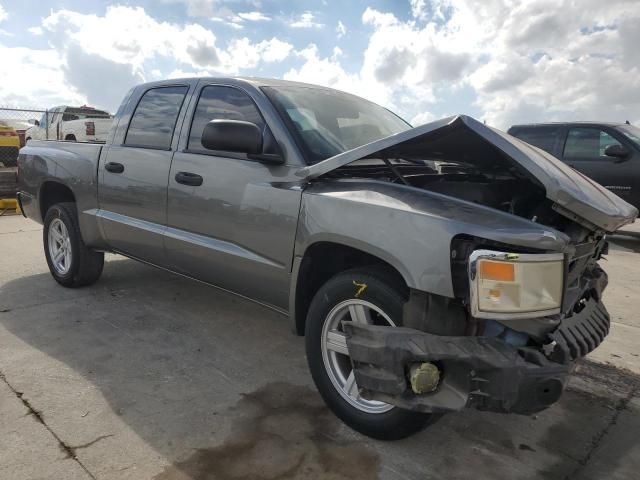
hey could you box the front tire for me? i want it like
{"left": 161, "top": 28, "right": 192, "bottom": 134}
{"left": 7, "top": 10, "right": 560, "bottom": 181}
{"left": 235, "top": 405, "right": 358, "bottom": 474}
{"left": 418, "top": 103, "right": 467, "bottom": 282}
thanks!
{"left": 305, "top": 267, "right": 437, "bottom": 440}
{"left": 43, "top": 202, "right": 104, "bottom": 287}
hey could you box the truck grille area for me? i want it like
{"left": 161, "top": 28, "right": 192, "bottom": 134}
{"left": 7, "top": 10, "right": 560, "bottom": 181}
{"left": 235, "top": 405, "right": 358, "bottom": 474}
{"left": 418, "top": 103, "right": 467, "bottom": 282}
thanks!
{"left": 562, "top": 238, "right": 607, "bottom": 313}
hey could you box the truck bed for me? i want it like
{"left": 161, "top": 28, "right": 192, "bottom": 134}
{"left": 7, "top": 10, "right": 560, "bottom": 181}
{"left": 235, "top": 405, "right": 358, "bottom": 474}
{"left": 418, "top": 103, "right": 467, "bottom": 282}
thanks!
{"left": 17, "top": 139, "right": 104, "bottom": 224}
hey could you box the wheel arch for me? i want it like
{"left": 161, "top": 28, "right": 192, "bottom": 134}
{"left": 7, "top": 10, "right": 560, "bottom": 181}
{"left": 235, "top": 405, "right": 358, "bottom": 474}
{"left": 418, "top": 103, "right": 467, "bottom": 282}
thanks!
{"left": 289, "top": 241, "right": 410, "bottom": 336}
{"left": 39, "top": 181, "right": 76, "bottom": 222}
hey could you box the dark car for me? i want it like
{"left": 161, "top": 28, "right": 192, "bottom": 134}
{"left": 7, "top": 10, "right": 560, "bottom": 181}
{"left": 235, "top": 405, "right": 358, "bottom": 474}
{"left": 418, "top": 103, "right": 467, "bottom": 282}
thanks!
{"left": 508, "top": 122, "right": 640, "bottom": 209}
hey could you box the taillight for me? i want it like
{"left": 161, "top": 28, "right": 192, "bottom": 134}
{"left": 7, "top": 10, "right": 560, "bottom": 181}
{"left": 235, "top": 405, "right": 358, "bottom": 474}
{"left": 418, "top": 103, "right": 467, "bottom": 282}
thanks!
{"left": 0, "top": 131, "right": 18, "bottom": 137}
{"left": 85, "top": 121, "right": 95, "bottom": 136}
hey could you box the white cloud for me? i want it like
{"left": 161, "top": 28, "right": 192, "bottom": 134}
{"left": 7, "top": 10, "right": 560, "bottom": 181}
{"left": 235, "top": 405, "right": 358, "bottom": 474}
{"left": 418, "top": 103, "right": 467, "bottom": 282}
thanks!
{"left": 63, "top": 44, "right": 145, "bottom": 108}
{"left": 0, "top": 45, "right": 85, "bottom": 108}
{"left": 226, "top": 37, "right": 292, "bottom": 67}
{"left": 2, "top": 1, "right": 638, "bottom": 129}
{"left": 291, "top": 12, "right": 323, "bottom": 29}
{"left": 285, "top": 6, "right": 472, "bottom": 116}
{"left": 237, "top": 11, "right": 270, "bottom": 22}
{"left": 0, "top": 5, "right": 294, "bottom": 111}
{"left": 288, "top": 1, "right": 640, "bottom": 128}
{"left": 39, "top": 6, "right": 292, "bottom": 73}
{"left": 285, "top": 44, "right": 393, "bottom": 110}
{"left": 410, "top": 111, "right": 437, "bottom": 126}
{"left": 42, "top": 7, "right": 212, "bottom": 70}
{"left": 0, "top": 4, "right": 7, "bottom": 23}
{"left": 210, "top": 16, "right": 243, "bottom": 29}
{"left": 410, "top": 0, "right": 427, "bottom": 20}
{"left": 447, "top": 0, "right": 640, "bottom": 127}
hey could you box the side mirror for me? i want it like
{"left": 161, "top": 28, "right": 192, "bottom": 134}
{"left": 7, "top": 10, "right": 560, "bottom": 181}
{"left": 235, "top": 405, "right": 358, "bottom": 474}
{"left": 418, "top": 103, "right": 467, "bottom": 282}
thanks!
{"left": 604, "top": 144, "right": 629, "bottom": 161}
{"left": 31, "top": 119, "right": 40, "bottom": 127}
{"left": 202, "top": 119, "right": 263, "bottom": 154}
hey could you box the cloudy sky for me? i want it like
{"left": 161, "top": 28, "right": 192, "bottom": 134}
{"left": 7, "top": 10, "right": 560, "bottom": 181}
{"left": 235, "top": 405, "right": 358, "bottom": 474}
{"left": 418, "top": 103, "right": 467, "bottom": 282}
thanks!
{"left": 0, "top": 0, "right": 638, "bottom": 129}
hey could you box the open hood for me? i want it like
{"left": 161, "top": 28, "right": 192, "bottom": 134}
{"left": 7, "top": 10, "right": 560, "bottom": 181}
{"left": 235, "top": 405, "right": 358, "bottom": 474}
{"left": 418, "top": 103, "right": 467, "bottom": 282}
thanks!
{"left": 297, "top": 115, "right": 637, "bottom": 232}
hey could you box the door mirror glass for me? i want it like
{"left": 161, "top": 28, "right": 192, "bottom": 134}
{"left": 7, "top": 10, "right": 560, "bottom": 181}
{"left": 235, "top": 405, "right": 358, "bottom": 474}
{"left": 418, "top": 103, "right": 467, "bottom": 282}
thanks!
{"left": 201, "top": 119, "right": 263, "bottom": 154}
{"left": 604, "top": 143, "right": 629, "bottom": 159}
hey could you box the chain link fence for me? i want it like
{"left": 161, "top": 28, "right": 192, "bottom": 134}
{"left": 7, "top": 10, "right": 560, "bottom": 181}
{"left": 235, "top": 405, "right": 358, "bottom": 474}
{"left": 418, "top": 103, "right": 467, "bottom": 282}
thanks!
{"left": 0, "top": 107, "right": 54, "bottom": 168}
{"left": 0, "top": 106, "right": 113, "bottom": 201}
{"left": 0, "top": 108, "right": 55, "bottom": 201}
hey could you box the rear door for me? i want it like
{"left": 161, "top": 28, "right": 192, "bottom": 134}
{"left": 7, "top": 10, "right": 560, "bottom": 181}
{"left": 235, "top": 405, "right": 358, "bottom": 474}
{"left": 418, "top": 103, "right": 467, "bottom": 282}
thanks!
{"left": 561, "top": 126, "right": 638, "bottom": 205}
{"left": 97, "top": 82, "right": 194, "bottom": 264}
{"left": 507, "top": 126, "right": 564, "bottom": 158}
{"left": 165, "top": 82, "right": 303, "bottom": 310}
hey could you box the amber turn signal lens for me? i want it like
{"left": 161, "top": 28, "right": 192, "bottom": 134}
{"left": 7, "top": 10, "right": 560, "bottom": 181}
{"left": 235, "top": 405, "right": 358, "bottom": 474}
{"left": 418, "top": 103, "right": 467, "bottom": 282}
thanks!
{"left": 479, "top": 260, "right": 515, "bottom": 282}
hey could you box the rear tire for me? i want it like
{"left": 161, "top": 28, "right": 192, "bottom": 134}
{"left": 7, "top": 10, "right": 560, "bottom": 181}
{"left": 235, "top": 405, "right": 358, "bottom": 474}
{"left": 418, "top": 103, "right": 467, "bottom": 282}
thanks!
{"left": 43, "top": 202, "right": 104, "bottom": 287}
{"left": 305, "top": 267, "right": 438, "bottom": 440}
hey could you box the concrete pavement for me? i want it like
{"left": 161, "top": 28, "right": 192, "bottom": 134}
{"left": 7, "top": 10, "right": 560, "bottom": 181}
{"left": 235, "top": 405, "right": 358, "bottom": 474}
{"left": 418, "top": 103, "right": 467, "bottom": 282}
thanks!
{"left": 0, "top": 214, "right": 639, "bottom": 479}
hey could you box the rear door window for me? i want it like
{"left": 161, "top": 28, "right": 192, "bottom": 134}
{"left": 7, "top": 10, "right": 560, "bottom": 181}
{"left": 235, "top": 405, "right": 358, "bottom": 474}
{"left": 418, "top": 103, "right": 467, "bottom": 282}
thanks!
{"left": 188, "top": 85, "right": 265, "bottom": 153}
{"left": 511, "top": 127, "right": 561, "bottom": 154}
{"left": 563, "top": 128, "right": 623, "bottom": 159}
{"left": 125, "top": 86, "right": 188, "bottom": 149}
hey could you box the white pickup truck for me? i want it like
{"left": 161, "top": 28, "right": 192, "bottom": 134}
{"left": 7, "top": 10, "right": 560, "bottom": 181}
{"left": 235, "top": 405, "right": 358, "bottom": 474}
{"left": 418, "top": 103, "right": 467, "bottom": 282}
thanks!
{"left": 25, "top": 105, "right": 112, "bottom": 143}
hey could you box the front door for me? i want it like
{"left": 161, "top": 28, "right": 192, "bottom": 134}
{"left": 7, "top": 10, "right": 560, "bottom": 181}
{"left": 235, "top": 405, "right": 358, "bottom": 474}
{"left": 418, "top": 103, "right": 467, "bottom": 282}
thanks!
{"left": 165, "top": 83, "right": 302, "bottom": 310}
{"left": 98, "top": 84, "right": 191, "bottom": 264}
{"left": 562, "top": 126, "right": 639, "bottom": 206}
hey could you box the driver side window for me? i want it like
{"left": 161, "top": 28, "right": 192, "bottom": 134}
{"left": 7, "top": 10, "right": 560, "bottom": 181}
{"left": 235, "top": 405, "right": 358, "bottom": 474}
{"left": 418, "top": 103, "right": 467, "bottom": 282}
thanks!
{"left": 188, "top": 86, "right": 265, "bottom": 154}
{"left": 564, "top": 128, "right": 622, "bottom": 160}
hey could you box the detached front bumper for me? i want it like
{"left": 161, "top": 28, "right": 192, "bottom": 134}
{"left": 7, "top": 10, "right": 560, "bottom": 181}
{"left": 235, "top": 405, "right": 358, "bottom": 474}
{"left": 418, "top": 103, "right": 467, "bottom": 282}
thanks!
{"left": 343, "top": 296, "right": 610, "bottom": 415}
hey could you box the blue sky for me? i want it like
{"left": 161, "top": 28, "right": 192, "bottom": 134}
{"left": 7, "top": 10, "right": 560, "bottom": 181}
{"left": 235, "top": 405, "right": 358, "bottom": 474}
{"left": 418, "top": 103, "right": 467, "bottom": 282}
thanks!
{"left": 0, "top": 0, "right": 638, "bottom": 128}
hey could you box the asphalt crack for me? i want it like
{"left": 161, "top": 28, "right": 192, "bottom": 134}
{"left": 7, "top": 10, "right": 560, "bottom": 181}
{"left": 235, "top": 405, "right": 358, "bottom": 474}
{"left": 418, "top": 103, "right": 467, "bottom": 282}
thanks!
{"left": 69, "top": 434, "right": 115, "bottom": 453}
{"left": 0, "top": 370, "right": 98, "bottom": 480}
{"left": 563, "top": 382, "right": 639, "bottom": 479}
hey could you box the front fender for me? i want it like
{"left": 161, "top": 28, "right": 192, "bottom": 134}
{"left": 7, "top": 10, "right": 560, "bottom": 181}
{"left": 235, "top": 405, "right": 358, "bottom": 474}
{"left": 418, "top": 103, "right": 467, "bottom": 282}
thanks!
{"left": 295, "top": 180, "right": 570, "bottom": 299}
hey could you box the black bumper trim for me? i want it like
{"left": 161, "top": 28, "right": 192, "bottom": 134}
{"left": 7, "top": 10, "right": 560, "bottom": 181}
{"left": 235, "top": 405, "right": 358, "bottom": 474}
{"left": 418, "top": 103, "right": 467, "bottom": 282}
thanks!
{"left": 344, "top": 322, "right": 570, "bottom": 415}
{"left": 549, "top": 297, "right": 610, "bottom": 362}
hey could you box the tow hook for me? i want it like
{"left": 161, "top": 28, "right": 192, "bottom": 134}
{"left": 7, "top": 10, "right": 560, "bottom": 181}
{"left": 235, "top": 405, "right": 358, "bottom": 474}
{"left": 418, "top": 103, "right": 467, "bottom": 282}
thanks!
{"left": 408, "top": 362, "right": 440, "bottom": 394}
{"left": 542, "top": 340, "right": 557, "bottom": 358}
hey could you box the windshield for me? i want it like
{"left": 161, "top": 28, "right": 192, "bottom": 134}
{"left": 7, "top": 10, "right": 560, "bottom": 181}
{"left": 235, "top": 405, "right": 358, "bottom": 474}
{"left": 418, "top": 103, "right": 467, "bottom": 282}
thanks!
{"left": 618, "top": 125, "right": 640, "bottom": 146}
{"left": 263, "top": 86, "right": 411, "bottom": 164}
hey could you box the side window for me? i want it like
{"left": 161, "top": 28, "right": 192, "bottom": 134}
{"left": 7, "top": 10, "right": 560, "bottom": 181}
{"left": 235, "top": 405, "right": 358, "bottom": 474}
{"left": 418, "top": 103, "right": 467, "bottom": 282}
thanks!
{"left": 188, "top": 85, "right": 265, "bottom": 153}
{"left": 512, "top": 127, "right": 561, "bottom": 154}
{"left": 62, "top": 113, "right": 79, "bottom": 121}
{"left": 564, "top": 128, "right": 622, "bottom": 159}
{"left": 51, "top": 108, "right": 64, "bottom": 125}
{"left": 125, "top": 86, "right": 188, "bottom": 149}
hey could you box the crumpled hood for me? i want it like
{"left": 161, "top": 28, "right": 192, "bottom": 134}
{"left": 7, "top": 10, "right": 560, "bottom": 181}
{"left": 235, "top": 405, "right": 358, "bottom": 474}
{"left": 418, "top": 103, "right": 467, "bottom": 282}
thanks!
{"left": 297, "top": 115, "right": 637, "bottom": 232}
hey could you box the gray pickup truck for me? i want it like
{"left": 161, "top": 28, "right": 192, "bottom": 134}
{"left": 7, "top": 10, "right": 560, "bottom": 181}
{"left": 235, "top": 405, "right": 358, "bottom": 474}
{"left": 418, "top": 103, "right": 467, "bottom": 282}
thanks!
{"left": 17, "top": 78, "right": 637, "bottom": 440}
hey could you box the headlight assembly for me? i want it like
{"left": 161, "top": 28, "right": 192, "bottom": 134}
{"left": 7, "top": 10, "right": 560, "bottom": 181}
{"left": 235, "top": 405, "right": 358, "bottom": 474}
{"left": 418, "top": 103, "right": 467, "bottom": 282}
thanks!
{"left": 468, "top": 250, "right": 564, "bottom": 319}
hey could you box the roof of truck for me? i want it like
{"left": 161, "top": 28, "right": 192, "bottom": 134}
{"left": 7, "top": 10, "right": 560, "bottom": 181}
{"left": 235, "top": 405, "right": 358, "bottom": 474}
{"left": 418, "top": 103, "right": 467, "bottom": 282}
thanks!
{"left": 140, "top": 76, "right": 352, "bottom": 92}
{"left": 509, "top": 121, "right": 629, "bottom": 130}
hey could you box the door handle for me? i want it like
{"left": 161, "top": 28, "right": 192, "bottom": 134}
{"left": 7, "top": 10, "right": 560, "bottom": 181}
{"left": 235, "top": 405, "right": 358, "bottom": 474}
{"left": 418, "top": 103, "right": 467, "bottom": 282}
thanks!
{"left": 105, "top": 162, "right": 125, "bottom": 173}
{"left": 175, "top": 171, "right": 203, "bottom": 186}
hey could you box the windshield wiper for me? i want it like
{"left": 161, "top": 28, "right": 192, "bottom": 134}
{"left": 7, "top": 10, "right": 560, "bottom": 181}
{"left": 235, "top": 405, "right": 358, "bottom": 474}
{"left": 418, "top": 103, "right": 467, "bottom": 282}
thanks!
{"left": 382, "top": 157, "right": 411, "bottom": 186}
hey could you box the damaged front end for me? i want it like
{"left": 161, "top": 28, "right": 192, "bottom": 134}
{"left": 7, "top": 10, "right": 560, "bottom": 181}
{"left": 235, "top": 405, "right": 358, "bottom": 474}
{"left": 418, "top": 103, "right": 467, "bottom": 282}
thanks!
{"left": 307, "top": 116, "right": 637, "bottom": 416}
{"left": 344, "top": 239, "right": 611, "bottom": 415}
{"left": 344, "top": 254, "right": 609, "bottom": 416}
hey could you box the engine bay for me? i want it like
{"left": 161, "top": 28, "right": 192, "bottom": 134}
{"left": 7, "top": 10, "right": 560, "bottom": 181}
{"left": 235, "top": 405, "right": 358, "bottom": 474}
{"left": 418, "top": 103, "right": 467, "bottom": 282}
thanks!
{"left": 324, "top": 160, "right": 578, "bottom": 235}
